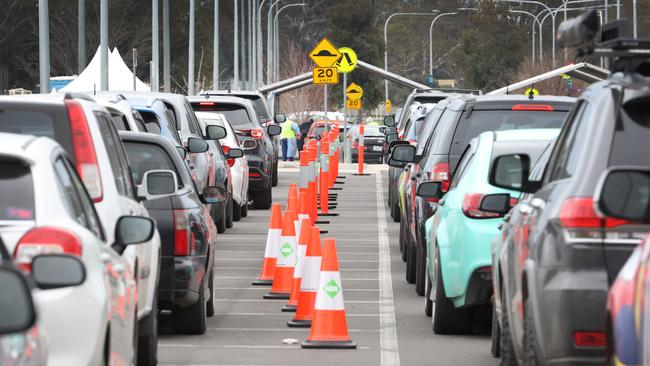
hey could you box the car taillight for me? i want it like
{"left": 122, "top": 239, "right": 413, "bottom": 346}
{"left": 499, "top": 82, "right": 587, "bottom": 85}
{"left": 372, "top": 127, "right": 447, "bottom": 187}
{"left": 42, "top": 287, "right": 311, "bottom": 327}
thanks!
{"left": 431, "top": 163, "right": 450, "bottom": 192}
{"left": 512, "top": 104, "right": 554, "bottom": 111}
{"left": 222, "top": 145, "right": 235, "bottom": 167}
{"left": 173, "top": 210, "right": 195, "bottom": 256}
{"left": 14, "top": 227, "right": 83, "bottom": 272}
{"left": 573, "top": 331, "right": 606, "bottom": 347}
{"left": 250, "top": 128, "right": 264, "bottom": 139}
{"left": 249, "top": 171, "right": 261, "bottom": 178}
{"left": 462, "top": 193, "right": 518, "bottom": 219}
{"left": 559, "top": 197, "right": 629, "bottom": 228}
{"left": 65, "top": 99, "right": 103, "bottom": 202}
{"left": 199, "top": 102, "right": 215, "bottom": 106}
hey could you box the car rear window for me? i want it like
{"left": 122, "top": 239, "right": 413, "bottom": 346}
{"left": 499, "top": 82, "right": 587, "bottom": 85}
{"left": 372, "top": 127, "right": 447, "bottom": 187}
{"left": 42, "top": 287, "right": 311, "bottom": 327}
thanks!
{"left": 192, "top": 103, "right": 256, "bottom": 129}
{"left": 123, "top": 141, "right": 181, "bottom": 189}
{"left": 450, "top": 109, "right": 568, "bottom": 168}
{"left": 0, "top": 160, "right": 34, "bottom": 220}
{"left": 609, "top": 96, "right": 650, "bottom": 166}
{"left": 0, "top": 107, "right": 73, "bottom": 153}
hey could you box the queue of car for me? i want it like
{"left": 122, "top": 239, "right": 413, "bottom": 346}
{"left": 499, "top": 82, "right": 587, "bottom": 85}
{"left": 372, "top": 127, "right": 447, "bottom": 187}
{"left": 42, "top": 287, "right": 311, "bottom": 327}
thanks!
{"left": 0, "top": 89, "right": 282, "bottom": 365}
{"left": 386, "top": 11, "right": 650, "bottom": 366}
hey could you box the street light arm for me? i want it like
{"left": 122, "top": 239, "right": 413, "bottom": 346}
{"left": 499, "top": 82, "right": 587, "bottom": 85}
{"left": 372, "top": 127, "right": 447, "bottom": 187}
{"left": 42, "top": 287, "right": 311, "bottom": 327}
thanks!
{"left": 428, "top": 12, "right": 458, "bottom": 77}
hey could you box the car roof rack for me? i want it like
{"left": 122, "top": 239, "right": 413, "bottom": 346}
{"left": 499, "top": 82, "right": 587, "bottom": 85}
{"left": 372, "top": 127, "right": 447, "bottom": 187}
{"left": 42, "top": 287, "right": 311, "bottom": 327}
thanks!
{"left": 63, "top": 92, "right": 96, "bottom": 103}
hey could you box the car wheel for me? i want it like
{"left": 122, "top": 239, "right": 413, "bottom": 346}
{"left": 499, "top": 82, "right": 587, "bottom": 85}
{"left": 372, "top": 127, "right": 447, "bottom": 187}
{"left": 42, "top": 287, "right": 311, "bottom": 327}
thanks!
{"left": 500, "top": 290, "right": 517, "bottom": 365}
{"left": 491, "top": 302, "right": 501, "bottom": 358}
{"left": 233, "top": 200, "right": 242, "bottom": 222}
{"left": 137, "top": 295, "right": 158, "bottom": 366}
{"left": 523, "top": 297, "right": 539, "bottom": 366}
{"left": 390, "top": 198, "right": 400, "bottom": 222}
{"left": 132, "top": 307, "right": 139, "bottom": 365}
{"left": 241, "top": 200, "right": 249, "bottom": 217}
{"left": 399, "top": 219, "right": 407, "bottom": 262}
{"left": 172, "top": 281, "right": 207, "bottom": 335}
{"left": 432, "top": 246, "right": 472, "bottom": 334}
{"left": 225, "top": 195, "right": 234, "bottom": 229}
{"left": 415, "top": 243, "right": 426, "bottom": 296}
{"left": 388, "top": 179, "right": 393, "bottom": 208}
{"left": 424, "top": 256, "right": 433, "bottom": 317}
{"left": 253, "top": 187, "right": 272, "bottom": 209}
{"left": 406, "top": 238, "right": 416, "bottom": 284}
{"left": 272, "top": 162, "right": 279, "bottom": 187}
{"left": 216, "top": 204, "right": 226, "bottom": 234}
{"left": 206, "top": 268, "right": 215, "bottom": 317}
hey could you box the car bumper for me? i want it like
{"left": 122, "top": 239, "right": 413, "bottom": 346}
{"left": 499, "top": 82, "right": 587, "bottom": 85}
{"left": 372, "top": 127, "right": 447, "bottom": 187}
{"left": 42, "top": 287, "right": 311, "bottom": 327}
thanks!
{"left": 158, "top": 255, "right": 207, "bottom": 309}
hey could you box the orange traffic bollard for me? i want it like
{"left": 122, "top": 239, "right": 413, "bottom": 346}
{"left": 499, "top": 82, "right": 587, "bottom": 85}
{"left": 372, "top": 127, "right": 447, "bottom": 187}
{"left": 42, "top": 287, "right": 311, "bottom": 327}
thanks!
{"left": 288, "top": 226, "right": 322, "bottom": 327}
{"left": 283, "top": 218, "right": 312, "bottom": 312}
{"left": 252, "top": 204, "right": 283, "bottom": 286}
{"left": 264, "top": 210, "right": 297, "bottom": 300}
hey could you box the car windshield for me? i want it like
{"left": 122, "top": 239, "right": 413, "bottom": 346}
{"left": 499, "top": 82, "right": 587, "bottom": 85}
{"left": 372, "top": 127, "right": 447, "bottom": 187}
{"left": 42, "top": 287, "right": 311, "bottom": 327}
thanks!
{"left": 193, "top": 103, "right": 257, "bottom": 129}
{"left": 0, "top": 160, "right": 35, "bottom": 221}
{"left": 123, "top": 142, "right": 182, "bottom": 189}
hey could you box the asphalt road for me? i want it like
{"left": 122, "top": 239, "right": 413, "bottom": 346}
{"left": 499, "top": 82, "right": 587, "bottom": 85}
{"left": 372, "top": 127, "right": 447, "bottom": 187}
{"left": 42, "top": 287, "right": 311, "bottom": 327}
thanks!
{"left": 158, "top": 165, "right": 497, "bottom": 366}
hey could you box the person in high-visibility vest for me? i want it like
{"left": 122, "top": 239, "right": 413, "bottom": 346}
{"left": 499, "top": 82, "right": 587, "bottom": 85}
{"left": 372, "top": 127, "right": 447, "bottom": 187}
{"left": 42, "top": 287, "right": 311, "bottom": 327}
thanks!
{"left": 280, "top": 119, "right": 301, "bottom": 161}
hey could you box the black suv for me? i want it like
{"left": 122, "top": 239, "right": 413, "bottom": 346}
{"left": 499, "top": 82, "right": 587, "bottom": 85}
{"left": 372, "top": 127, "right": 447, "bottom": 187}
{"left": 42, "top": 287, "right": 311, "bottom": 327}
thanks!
{"left": 391, "top": 95, "right": 575, "bottom": 298}
{"left": 490, "top": 12, "right": 650, "bottom": 365}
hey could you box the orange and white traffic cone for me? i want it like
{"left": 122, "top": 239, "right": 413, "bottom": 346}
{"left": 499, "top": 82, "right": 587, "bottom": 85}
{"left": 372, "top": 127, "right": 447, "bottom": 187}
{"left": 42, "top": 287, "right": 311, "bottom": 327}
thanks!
{"left": 264, "top": 210, "right": 297, "bottom": 299}
{"left": 302, "top": 238, "right": 356, "bottom": 349}
{"left": 287, "top": 183, "right": 298, "bottom": 206}
{"left": 283, "top": 218, "right": 312, "bottom": 312}
{"left": 288, "top": 226, "right": 322, "bottom": 327}
{"left": 252, "top": 203, "right": 283, "bottom": 286}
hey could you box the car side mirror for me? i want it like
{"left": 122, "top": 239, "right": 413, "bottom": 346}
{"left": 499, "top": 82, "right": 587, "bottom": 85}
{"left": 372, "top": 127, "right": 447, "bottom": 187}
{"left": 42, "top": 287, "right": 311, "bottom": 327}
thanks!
{"left": 274, "top": 114, "right": 286, "bottom": 123}
{"left": 489, "top": 154, "right": 531, "bottom": 191}
{"left": 388, "top": 144, "right": 415, "bottom": 167}
{"left": 384, "top": 126, "right": 397, "bottom": 135}
{"left": 385, "top": 133, "right": 398, "bottom": 144}
{"left": 32, "top": 254, "right": 86, "bottom": 290}
{"left": 384, "top": 115, "right": 396, "bottom": 127}
{"left": 201, "top": 184, "right": 228, "bottom": 204}
{"left": 416, "top": 181, "right": 443, "bottom": 199}
{"left": 595, "top": 167, "right": 650, "bottom": 222}
{"left": 137, "top": 169, "right": 178, "bottom": 200}
{"left": 479, "top": 193, "right": 512, "bottom": 215}
{"left": 266, "top": 124, "right": 282, "bottom": 137}
{"left": 187, "top": 137, "right": 209, "bottom": 153}
{"left": 0, "top": 267, "right": 36, "bottom": 335}
{"left": 226, "top": 148, "right": 244, "bottom": 159}
{"left": 206, "top": 125, "right": 227, "bottom": 140}
{"left": 241, "top": 139, "right": 257, "bottom": 150}
{"left": 112, "top": 216, "right": 155, "bottom": 255}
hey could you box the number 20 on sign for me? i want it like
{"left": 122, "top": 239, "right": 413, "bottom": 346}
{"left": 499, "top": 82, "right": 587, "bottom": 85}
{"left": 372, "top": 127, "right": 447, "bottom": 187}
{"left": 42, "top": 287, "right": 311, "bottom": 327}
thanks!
{"left": 346, "top": 99, "right": 361, "bottom": 110}
{"left": 313, "top": 67, "right": 339, "bottom": 84}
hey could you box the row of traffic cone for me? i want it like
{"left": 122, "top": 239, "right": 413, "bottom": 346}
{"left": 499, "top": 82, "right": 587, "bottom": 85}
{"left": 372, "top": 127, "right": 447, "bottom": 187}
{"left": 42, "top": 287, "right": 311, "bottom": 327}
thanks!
{"left": 252, "top": 146, "right": 355, "bottom": 349}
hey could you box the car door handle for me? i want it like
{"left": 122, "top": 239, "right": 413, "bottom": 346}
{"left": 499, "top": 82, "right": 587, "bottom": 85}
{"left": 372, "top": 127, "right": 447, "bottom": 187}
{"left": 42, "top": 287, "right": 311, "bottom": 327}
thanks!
{"left": 518, "top": 204, "right": 532, "bottom": 215}
{"left": 100, "top": 252, "right": 112, "bottom": 263}
{"left": 503, "top": 213, "right": 511, "bottom": 222}
{"left": 530, "top": 198, "right": 545, "bottom": 210}
{"left": 439, "top": 199, "right": 445, "bottom": 206}
{"left": 498, "top": 223, "right": 504, "bottom": 230}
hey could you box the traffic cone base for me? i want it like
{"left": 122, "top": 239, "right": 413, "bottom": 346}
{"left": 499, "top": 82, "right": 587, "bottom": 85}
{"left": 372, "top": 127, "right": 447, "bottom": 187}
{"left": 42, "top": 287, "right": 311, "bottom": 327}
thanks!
{"left": 281, "top": 303, "right": 297, "bottom": 312}
{"left": 252, "top": 255, "right": 276, "bottom": 286}
{"left": 287, "top": 318, "right": 311, "bottom": 328}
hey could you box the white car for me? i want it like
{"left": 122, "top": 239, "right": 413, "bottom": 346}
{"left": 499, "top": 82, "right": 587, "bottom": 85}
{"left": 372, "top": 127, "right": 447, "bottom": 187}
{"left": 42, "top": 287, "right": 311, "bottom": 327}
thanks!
{"left": 195, "top": 111, "right": 250, "bottom": 218}
{"left": 0, "top": 94, "right": 162, "bottom": 365}
{"left": 0, "top": 133, "right": 154, "bottom": 365}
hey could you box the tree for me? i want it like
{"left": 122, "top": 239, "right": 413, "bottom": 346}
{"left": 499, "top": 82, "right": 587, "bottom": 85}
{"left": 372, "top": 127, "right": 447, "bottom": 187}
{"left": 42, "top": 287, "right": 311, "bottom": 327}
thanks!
{"left": 456, "top": 0, "right": 528, "bottom": 91}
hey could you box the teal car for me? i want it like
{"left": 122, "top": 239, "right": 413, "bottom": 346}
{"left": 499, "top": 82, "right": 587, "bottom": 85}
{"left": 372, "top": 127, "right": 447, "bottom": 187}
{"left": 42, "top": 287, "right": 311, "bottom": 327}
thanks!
{"left": 419, "top": 129, "right": 559, "bottom": 334}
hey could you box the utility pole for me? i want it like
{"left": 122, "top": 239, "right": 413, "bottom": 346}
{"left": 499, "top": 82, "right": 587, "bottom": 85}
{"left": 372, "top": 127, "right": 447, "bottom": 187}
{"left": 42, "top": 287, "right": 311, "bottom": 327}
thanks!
{"left": 151, "top": 0, "right": 159, "bottom": 91}
{"left": 100, "top": 0, "right": 108, "bottom": 91}
{"left": 163, "top": 0, "right": 170, "bottom": 92}
{"left": 233, "top": 0, "right": 239, "bottom": 88}
{"left": 78, "top": 0, "right": 85, "bottom": 74}
{"left": 240, "top": 0, "right": 246, "bottom": 88}
{"left": 213, "top": 0, "right": 219, "bottom": 89}
{"left": 188, "top": 0, "right": 195, "bottom": 95}
{"left": 39, "top": 0, "right": 50, "bottom": 93}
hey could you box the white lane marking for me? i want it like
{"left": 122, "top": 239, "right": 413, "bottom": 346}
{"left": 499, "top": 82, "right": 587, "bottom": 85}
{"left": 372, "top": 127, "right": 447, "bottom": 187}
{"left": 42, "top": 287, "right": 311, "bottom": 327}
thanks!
{"left": 205, "top": 327, "right": 380, "bottom": 332}
{"left": 216, "top": 250, "right": 379, "bottom": 255}
{"left": 214, "top": 267, "right": 378, "bottom": 271}
{"left": 376, "top": 172, "right": 400, "bottom": 366}
{"left": 214, "top": 287, "right": 378, "bottom": 291}
{"left": 214, "top": 276, "right": 379, "bottom": 281}
{"left": 208, "top": 312, "right": 380, "bottom": 317}
{"left": 215, "top": 258, "right": 379, "bottom": 263}
{"left": 158, "top": 344, "right": 371, "bottom": 350}
{"left": 212, "top": 299, "right": 380, "bottom": 303}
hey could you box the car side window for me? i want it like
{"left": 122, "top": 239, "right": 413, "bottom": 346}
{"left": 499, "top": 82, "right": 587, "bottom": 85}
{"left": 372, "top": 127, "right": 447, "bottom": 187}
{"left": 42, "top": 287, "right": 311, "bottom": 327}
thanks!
{"left": 60, "top": 158, "right": 105, "bottom": 240}
{"left": 133, "top": 111, "right": 147, "bottom": 132}
{"left": 450, "top": 144, "right": 474, "bottom": 189}
{"left": 94, "top": 112, "right": 135, "bottom": 198}
{"left": 53, "top": 158, "right": 87, "bottom": 226}
{"left": 529, "top": 142, "right": 554, "bottom": 182}
{"left": 185, "top": 101, "right": 202, "bottom": 136}
{"left": 545, "top": 102, "right": 589, "bottom": 182}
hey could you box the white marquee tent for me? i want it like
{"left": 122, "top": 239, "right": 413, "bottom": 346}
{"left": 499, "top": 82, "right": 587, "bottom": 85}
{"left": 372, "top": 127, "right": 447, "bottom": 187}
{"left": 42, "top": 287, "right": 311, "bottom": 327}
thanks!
{"left": 60, "top": 47, "right": 150, "bottom": 92}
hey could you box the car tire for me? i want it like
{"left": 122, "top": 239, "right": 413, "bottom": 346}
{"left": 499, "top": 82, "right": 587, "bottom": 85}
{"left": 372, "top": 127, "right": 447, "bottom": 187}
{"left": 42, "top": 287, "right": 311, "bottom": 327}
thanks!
{"left": 253, "top": 187, "right": 272, "bottom": 209}
{"left": 424, "top": 257, "right": 433, "bottom": 317}
{"left": 388, "top": 179, "right": 393, "bottom": 208}
{"left": 491, "top": 302, "right": 501, "bottom": 358}
{"left": 233, "top": 201, "right": 242, "bottom": 222}
{"left": 137, "top": 295, "right": 158, "bottom": 366}
{"left": 206, "top": 268, "right": 215, "bottom": 318}
{"left": 406, "top": 240, "right": 416, "bottom": 284}
{"left": 216, "top": 204, "right": 227, "bottom": 234}
{"left": 172, "top": 282, "right": 207, "bottom": 335}
{"left": 432, "top": 246, "right": 472, "bottom": 334}
{"left": 241, "top": 201, "right": 249, "bottom": 217}
{"left": 225, "top": 195, "right": 234, "bottom": 229}
{"left": 272, "top": 163, "right": 279, "bottom": 187}
{"left": 390, "top": 199, "right": 400, "bottom": 222}
{"left": 500, "top": 290, "right": 517, "bottom": 365}
{"left": 415, "top": 243, "right": 426, "bottom": 296}
{"left": 399, "top": 219, "right": 407, "bottom": 262}
{"left": 523, "top": 297, "right": 539, "bottom": 366}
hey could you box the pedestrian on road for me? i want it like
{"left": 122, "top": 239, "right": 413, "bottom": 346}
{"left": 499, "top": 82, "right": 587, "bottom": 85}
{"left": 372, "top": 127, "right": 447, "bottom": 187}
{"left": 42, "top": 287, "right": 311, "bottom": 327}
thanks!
{"left": 297, "top": 118, "right": 313, "bottom": 151}
{"left": 281, "top": 118, "right": 301, "bottom": 161}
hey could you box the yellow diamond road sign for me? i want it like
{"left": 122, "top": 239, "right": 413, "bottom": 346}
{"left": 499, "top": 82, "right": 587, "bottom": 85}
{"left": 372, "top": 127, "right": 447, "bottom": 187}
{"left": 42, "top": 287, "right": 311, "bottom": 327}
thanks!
{"left": 346, "top": 83, "right": 363, "bottom": 101}
{"left": 309, "top": 38, "right": 341, "bottom": 68}
{"left": 336, "top": 47, "right": 358, "bottom": 74}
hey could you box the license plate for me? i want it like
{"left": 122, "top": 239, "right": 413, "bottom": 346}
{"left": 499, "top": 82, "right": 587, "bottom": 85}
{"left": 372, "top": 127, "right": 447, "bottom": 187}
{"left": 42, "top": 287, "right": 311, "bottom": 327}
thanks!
{"left": 372, "top": 146, "right": 382, "bottom": 151}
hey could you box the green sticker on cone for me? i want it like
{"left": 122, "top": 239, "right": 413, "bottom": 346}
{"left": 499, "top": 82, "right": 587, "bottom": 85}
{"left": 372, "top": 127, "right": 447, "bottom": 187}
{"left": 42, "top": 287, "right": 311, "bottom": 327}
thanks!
{"left": 280, "top": 243, "right": 293, "bottom": 257}
{"left": 324, "top": 279, "right": 341, "bottom": 298}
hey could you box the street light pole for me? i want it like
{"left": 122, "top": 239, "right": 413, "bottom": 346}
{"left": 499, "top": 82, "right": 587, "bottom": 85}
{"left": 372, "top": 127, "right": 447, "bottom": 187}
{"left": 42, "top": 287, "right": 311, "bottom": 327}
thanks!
{"left": 257, "top": 0, "right": 268, "bottom": 86}
{"left": 213, "top": 0, "right": 219, "bottom": 89}
{"left": 273, "top": 3, "right": 306, "bottom": 82}
{"left": 266, "top": 1, "right": 280, "bottom": 85}
{"left": 188, "top": 0, "right": 195, "bottom": 95}
{"left": 163, "top": 0, "right": 170, "bottom": 92}
{"left": 428, "top": 12, "right": 457, "bottom": 84}
{"left": 383, "top": 11, "right": 439, "bottom": 102}
{"left": 100, "top": 0, "right": 108, "bottom": 91}
{"left": 233, "top": 0, "right": 239, "bottom": 88}
{"left": 39, "top": 0, "right": 50, "bottom": 93}
{"left": 152, "top": 0, "right": 159, "bottom": 91}
{"left": 498, "top": 0, "right": 555, "bottom": 66}
{"left": 78, "top": 0, "right": 85, "bottom": 74}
